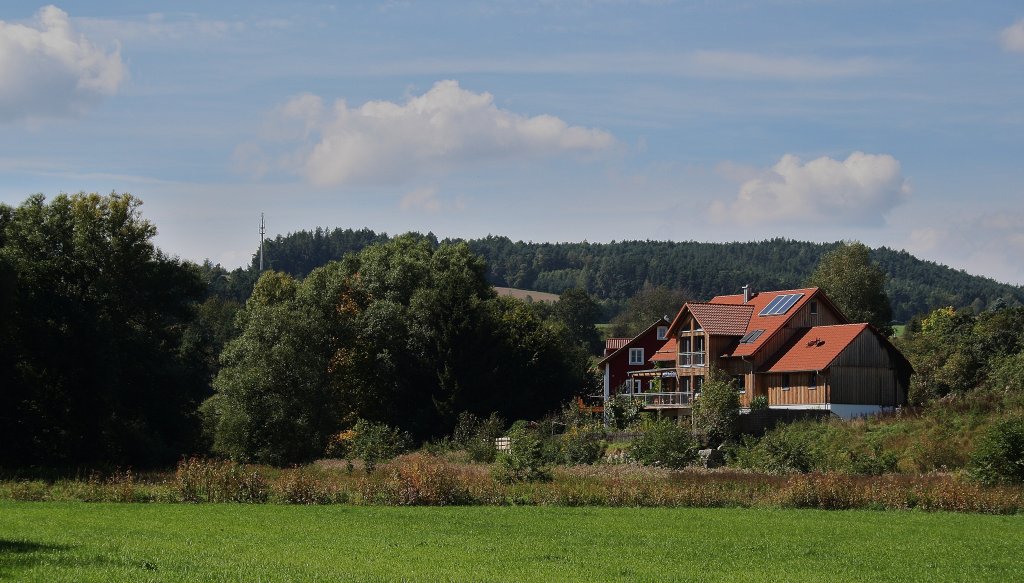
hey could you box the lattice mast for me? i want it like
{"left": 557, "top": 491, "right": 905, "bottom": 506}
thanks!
{"left": 259, "top": 212, "right": 265, "bottom": 272}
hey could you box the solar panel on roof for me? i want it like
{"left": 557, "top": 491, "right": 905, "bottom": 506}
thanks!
{"left": 739, "top": 329, "right": 765, "bottom": 344}
{"left": 758, "top": 296, "right": 785, "bottom": 316}
{"left": 774, "top": 293, "right": 803, "bottom": 315}
{"left": 759, "top": 293, "right": 805, "bottom": 316}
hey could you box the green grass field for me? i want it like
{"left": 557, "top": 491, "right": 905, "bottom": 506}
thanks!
{"left": 2, "top": 503, "right": 1021, "bottom": 582}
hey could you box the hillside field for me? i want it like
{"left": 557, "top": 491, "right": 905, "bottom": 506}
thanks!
{"left": 2, "top": 502, "right": 1021, "bottom": 582}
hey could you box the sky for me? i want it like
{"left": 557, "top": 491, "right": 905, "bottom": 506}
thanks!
{"left": 1, "top": 2, "right": 1023, "bottom": 285}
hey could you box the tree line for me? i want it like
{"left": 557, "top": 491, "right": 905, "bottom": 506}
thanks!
{"left": 213, "top": 227, "right": 1024, "bottom": 323}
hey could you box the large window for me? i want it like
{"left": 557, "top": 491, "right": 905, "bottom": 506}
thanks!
{"left": 734, "top": 375, "right": 746, "bottom": 394}
{"left": 629, "top": 348, "right": 644, "bottom": 365}
{"left": 809, "top": 373, "right": 817, "bottom": 390}
{"left": 782, "top": 374, "right": 791, "bottom": 391}
{"left": 679, "top": 335, "right": 705, "bottom": 367}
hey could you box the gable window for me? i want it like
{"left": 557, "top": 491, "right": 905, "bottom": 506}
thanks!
{"left": 629, "top": 348, "right": 644, "bottom": 365}
{"left": 782, "top": 374, "right": 791, "bottom": 391}
{"left": 810, "top": 301, "right": 819, "bottom": 316}
{"left": 657, "top": 326, "right": 668, "bottom": 340}
{"left": 679, "top": 337, "right": 692, "bottom": 367}
{"left": 693, "top": 336, "right": 705, "bottom": 367}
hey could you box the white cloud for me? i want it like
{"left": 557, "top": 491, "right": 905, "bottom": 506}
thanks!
{"left": 1002, "top": 19, "right": 1024, "bottom": 53}
{"left": 0, "top": 6, "right": 125, "bottom": 122}
{"left": 255, "top": 80, "right": 615, "bottom": 186}
{"left": 399, "top": 187, "right": 441, "bottom": 213}
{"left": 905, "top": 211, "right": 1024, "bottom": 286}
{"left": 710, "top": 152, "right": 910, "bottom": 225}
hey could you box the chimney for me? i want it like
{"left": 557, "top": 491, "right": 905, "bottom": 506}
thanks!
{"left": 742, "top": 284, "right": 751, "bottom": 304}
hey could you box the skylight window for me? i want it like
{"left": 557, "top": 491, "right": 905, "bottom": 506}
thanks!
{"left": 758, "top": 293, "right": 804, "bottom": 316}
{"left": 739, "top": 329, "right": 765, "bottom": 344}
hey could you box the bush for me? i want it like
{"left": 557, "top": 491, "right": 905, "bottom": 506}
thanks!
{"left": 560, "top": 422, "right": 607, "bottom": 465}
{"left": 691, "top": 367, "right": 739, "bottom": 446}
{"left": 494, "top": 424, "right": 552, "bottom": 483}
{"left": 749, "top": 395, "right": 769, "bottom": 411}
{"left": 969, "top": 416, "right": 1024, "bottom": 485}
{"left": 606, "top": 394, "right": 643, "bottom": 430}
{"left": 451, "top": 412, "right": 506, "bottom": 463}
{"left": 629, "top": 419, "right": 699, "bottom": 469}
{"left": 349, "top": 419, "right": 412, "bottom": 473}
{"left": 730, "top": 426, "right": 816, "bottom": 474}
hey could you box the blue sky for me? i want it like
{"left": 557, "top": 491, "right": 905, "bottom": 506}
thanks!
{"left": 2, "top": 1, "right": 1023, "bottom": 284}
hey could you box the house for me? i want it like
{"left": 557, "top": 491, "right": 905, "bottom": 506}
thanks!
{"left": 623, "top": 286, "right": 912, "bottom": 420}
{"left": 597, "top": 317, "right": 671, "bottom": 406}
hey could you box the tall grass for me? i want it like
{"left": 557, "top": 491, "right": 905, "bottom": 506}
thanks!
{"left": 3, "top": 455, "right": 1021, "bottom": 514}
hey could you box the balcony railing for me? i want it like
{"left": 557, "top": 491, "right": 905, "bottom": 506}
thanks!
{"left": 623, "top": 391, "right": 693, "bottom": 408}
{"left": 678, "top": 352, "right": 706, "bottom": 367}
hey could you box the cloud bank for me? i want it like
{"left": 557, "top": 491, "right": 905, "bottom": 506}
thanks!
{"left": 1002, "top": 19, "right": 1024, "bottom": 53}
{"left": 253, "top": 80, "right": 615, "bottom": 186}
{"left": 0, "top": 5, "right": 125, "bottom": 122}
{"left": 711, "top": 152, "right": 910, "bottom": 225}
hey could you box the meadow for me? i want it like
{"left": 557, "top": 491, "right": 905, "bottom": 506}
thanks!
{"left": 2, "top": 502, "right": 1022, "bottom": 582}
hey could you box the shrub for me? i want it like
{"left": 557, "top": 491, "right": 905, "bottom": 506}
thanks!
{"left": 691, "top": 366, "right": 739, "bottom": 446}
{"left": 560, "top": 422, "right": 607, "bottom": 465}
{"left": 451, "top": 412, "right": 506, "bottom": 463}
{"left": 349, "top": 419, "right": 412, "bottom": 473}
{"left": 969, "top": 416, "right": 1024, "bottom": 485}
{"left": 390, "top": 453, "right": 472, "bottom": 505}
{"left": 494, "top": 424, "right": 552, "bottom": 483}
{"left": 629, "top": 419, "right": 699, "bottom": 469}
{"left": 749, "top": 395, "right": 769, "bottom": 411}
{"left": 606, "top": 394, "right": 643, "bottom": 430}
{"left": 730, "top": 426, "right": 816, "bottom": 474}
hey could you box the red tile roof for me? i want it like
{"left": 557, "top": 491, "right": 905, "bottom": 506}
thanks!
{"left": 650, "top": 338, "right": 677, "bottom": 361}
{"left": 763, "top": 324, "right": 869, "bottom": 372}
{"left": 605, "top": 338, "right": 630, "bottom": 351}
{"left": 688, "top": 303, "right": 755, "bottom": 336}
{"left": 711, "top": 288, "right": 821, "bottom": 357}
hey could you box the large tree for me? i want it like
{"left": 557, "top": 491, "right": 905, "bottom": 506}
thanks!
{"left": 203, "top": 236, "right": 595, "bottom": 464}
{"left": 807, "top": 241, "right": 893, "bottom": 335}
{"left": 0, "top": 193, "right": 208, "bottom": 466}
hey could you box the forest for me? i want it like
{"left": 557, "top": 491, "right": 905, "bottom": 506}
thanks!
{"left": 207, "top": 227, "right": 1024, "bottom": 323}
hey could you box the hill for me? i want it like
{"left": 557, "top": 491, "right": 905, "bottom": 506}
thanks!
{"left": 219, "top": 228, "right": 1024, "bottom": 323}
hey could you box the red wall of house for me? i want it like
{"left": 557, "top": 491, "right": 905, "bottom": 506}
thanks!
{"left": 605, "top": 327, "right": 668, "bottom": 394}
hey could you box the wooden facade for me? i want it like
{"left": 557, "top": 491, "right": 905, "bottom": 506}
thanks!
{"left": 828, "top": 332, "right": 908, "bottom": 406}
{"left": 623, "top": 287, "right": 912, "bottom": 417}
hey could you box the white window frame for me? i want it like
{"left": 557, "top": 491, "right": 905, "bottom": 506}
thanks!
{"left": 657, "top": 326, "right": 668, "bottom": 340}
{"left": 629, "top": 347, "right": 644, "bottom": 365}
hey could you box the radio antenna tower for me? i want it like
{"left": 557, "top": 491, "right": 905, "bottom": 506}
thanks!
{"left": 259, "top": 212, "right": 266, "bottom": 272}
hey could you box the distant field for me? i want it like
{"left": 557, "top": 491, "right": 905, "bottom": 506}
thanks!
{"left": 2, "top": 502, "right": 1022, "bottom": 581}
{"left": 494, "top": 286, "right": 560, "bottom": 302}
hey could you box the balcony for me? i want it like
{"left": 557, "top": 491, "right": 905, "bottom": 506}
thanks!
{"left": 624, "top": 391, "right": 693, "bottom": 409}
